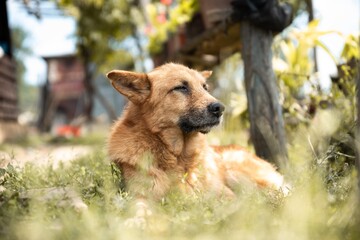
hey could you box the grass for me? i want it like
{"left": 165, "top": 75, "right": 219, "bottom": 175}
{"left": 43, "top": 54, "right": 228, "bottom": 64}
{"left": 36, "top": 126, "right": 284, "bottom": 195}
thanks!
{"left": 1, "top": 128, "right": 360, "bottom": 240}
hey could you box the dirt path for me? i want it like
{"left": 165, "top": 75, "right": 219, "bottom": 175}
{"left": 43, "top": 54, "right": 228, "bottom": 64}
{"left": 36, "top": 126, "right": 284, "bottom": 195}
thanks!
{"left": 0, "top": 145, "right": 93, "bottom": 168}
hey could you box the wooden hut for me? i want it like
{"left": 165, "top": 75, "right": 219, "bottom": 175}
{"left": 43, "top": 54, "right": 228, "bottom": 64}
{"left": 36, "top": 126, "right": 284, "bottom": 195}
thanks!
{"left": 0, "top": 0, "right": 22, "bottom": 143}
{"left": 38, "top": 54, "right": 86, "bottom": 132}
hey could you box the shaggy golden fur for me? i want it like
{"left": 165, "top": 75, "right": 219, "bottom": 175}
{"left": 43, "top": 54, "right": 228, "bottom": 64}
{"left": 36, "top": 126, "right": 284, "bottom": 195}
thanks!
{"left": 106, "top": 63, "right": 285, "bottom": 222}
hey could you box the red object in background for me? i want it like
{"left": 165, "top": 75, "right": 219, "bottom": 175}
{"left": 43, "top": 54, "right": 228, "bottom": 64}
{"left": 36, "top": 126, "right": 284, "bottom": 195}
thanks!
{"left": 156, "top": 13, "right": 167, "bottom": 23}
{"left": 161, "top": 0, "right": 172, "bottom": 6}
{"left": 56, "top": 125, "right": 81, "bottom": 138}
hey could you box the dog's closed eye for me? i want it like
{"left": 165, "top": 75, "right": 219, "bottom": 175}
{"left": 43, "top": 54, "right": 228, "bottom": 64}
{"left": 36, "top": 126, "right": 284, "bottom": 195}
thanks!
{"left": 203, "top": 84, "right": 208, "bottom": 91}
{"left": 172, "top": 85, "right": 188, "bottom": 93}
{"left": 172, "top": 81, "right": 189, "bottom": 94}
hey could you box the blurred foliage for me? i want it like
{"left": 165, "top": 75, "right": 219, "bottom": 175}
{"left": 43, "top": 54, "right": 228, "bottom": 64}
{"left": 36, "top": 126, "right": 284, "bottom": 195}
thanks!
{"left": 10, "top": 26, "right": 39, "bottom": 112}
{"left": 273, "top": 20, "right": 338, "bottom": 92}
{"left": 146, "top": 0, "right": 198, "bottom": 54}
{"left": 341, "top": 34, "right": 360, "bottom": 62}
{"left": 10, "top": 26, "right": 30, "bottom": 81}
{"left": 271, "top": 20, "right": 355, "bottom": 131}
{"left": 56, "top": 0, "right": 138, "bottom": 73}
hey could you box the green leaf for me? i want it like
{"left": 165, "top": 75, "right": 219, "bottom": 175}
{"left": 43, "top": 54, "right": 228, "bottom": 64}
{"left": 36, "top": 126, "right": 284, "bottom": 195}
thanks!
{"left": 314, "top": 39, "right": 338, "bottom": 65}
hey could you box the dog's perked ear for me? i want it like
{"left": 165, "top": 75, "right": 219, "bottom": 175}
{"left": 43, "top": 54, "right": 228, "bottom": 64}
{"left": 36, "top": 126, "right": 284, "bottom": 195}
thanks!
{"left": 201, "top": 70, "right": 212, "bottom": 79}
{"left": 106, "top": 70, "right": 151, "bottom": 104}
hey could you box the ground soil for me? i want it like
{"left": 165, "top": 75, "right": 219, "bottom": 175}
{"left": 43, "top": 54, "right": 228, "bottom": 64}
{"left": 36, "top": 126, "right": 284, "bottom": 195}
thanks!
{"left": 0, "top": 144, "right": 93, "bottom": 168}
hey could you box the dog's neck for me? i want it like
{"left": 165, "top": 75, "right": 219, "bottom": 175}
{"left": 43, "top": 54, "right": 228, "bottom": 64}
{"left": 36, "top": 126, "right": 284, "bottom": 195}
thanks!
{"left": 124, "top": 103, "right": 206, "bottom": 162}
{"left": 158, "top": 128, "right": 204, "bottom": 157}
{"left": 158, "top": 128, "right": 206, "bottom": 173}
{"left": 158, "top": 128, "right": 184, "bottom": 156}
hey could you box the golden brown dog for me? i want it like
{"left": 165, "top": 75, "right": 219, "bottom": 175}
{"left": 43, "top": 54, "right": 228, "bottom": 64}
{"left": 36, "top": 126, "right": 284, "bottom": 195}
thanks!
{"left": 106, "top": 63, "right": 285, "bottom": 224}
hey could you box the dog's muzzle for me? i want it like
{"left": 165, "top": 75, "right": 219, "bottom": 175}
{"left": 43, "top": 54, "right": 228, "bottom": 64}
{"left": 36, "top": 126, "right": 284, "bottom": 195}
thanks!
{"left": 178, "top": 102, "right": 225, "bottom": 134}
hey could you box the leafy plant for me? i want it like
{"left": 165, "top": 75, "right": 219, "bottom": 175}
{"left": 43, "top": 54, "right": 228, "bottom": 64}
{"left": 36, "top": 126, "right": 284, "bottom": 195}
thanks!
{"left": 270, "top": 20, "right": 350, "bottom": 131}
{"left": 341, "top": 33, "right": 360, "bottom": 61}
{"left": 272, "top": 21, "right": 359, "bottom": 196}
{"left": 146, "top": 0, "right": 198, "bottom": 54}
{"left": 273, "top": 20, "right": 339, "bottom": 92}
{"left": 57, "top": 0, "right": 136, "bottom": 73}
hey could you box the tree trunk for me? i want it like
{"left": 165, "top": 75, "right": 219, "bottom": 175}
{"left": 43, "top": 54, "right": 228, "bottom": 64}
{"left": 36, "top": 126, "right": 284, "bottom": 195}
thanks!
{"left": 305, "top": 0, "right": 318, "bottom": 72}
{"left": 240, "top": 21, "right": 288, "bottom": 169}
{"left": 81, "top": 47, "right": 94, "bottom": 122}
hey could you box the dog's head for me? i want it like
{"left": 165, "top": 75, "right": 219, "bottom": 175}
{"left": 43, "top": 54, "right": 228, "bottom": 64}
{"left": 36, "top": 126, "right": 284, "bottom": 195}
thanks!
{"left": 106, "top": 63, "right": 224, "bottom": 134}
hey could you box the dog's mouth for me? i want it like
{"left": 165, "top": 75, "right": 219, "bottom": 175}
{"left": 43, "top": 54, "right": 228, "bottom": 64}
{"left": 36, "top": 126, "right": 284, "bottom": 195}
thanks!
{"left": 198, "top": 121, "right": 220, "bottom": 134}
{"left": 179, "top": 120, "right": 220, "bottom": 134}
{"left": 178, "top": 109, "right": 222, "bottom": 134}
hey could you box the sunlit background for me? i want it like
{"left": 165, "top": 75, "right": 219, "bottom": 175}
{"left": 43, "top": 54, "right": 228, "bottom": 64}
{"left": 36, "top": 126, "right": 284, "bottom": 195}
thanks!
{"left": 7, "top": 0, "right": 359, "bottom": 86}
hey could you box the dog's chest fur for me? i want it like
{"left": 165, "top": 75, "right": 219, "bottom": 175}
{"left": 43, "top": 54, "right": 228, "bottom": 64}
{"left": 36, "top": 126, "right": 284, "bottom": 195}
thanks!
{"left": 107, "top": 108, "right": 223, "bottom": 197}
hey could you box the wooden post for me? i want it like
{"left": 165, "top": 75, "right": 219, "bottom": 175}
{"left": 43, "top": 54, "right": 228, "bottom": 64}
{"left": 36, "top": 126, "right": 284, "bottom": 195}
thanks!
{"left": 0, "top": 0, "right": 12, "bottom": 57}
{"left": 240, "top": 22, "right": 288, "bottom": 169}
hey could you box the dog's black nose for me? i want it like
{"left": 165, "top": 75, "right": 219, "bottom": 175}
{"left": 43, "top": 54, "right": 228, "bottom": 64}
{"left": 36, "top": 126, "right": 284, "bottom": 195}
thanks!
{"left": 208, "top": 102, "right": 225, "bottom": 117}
